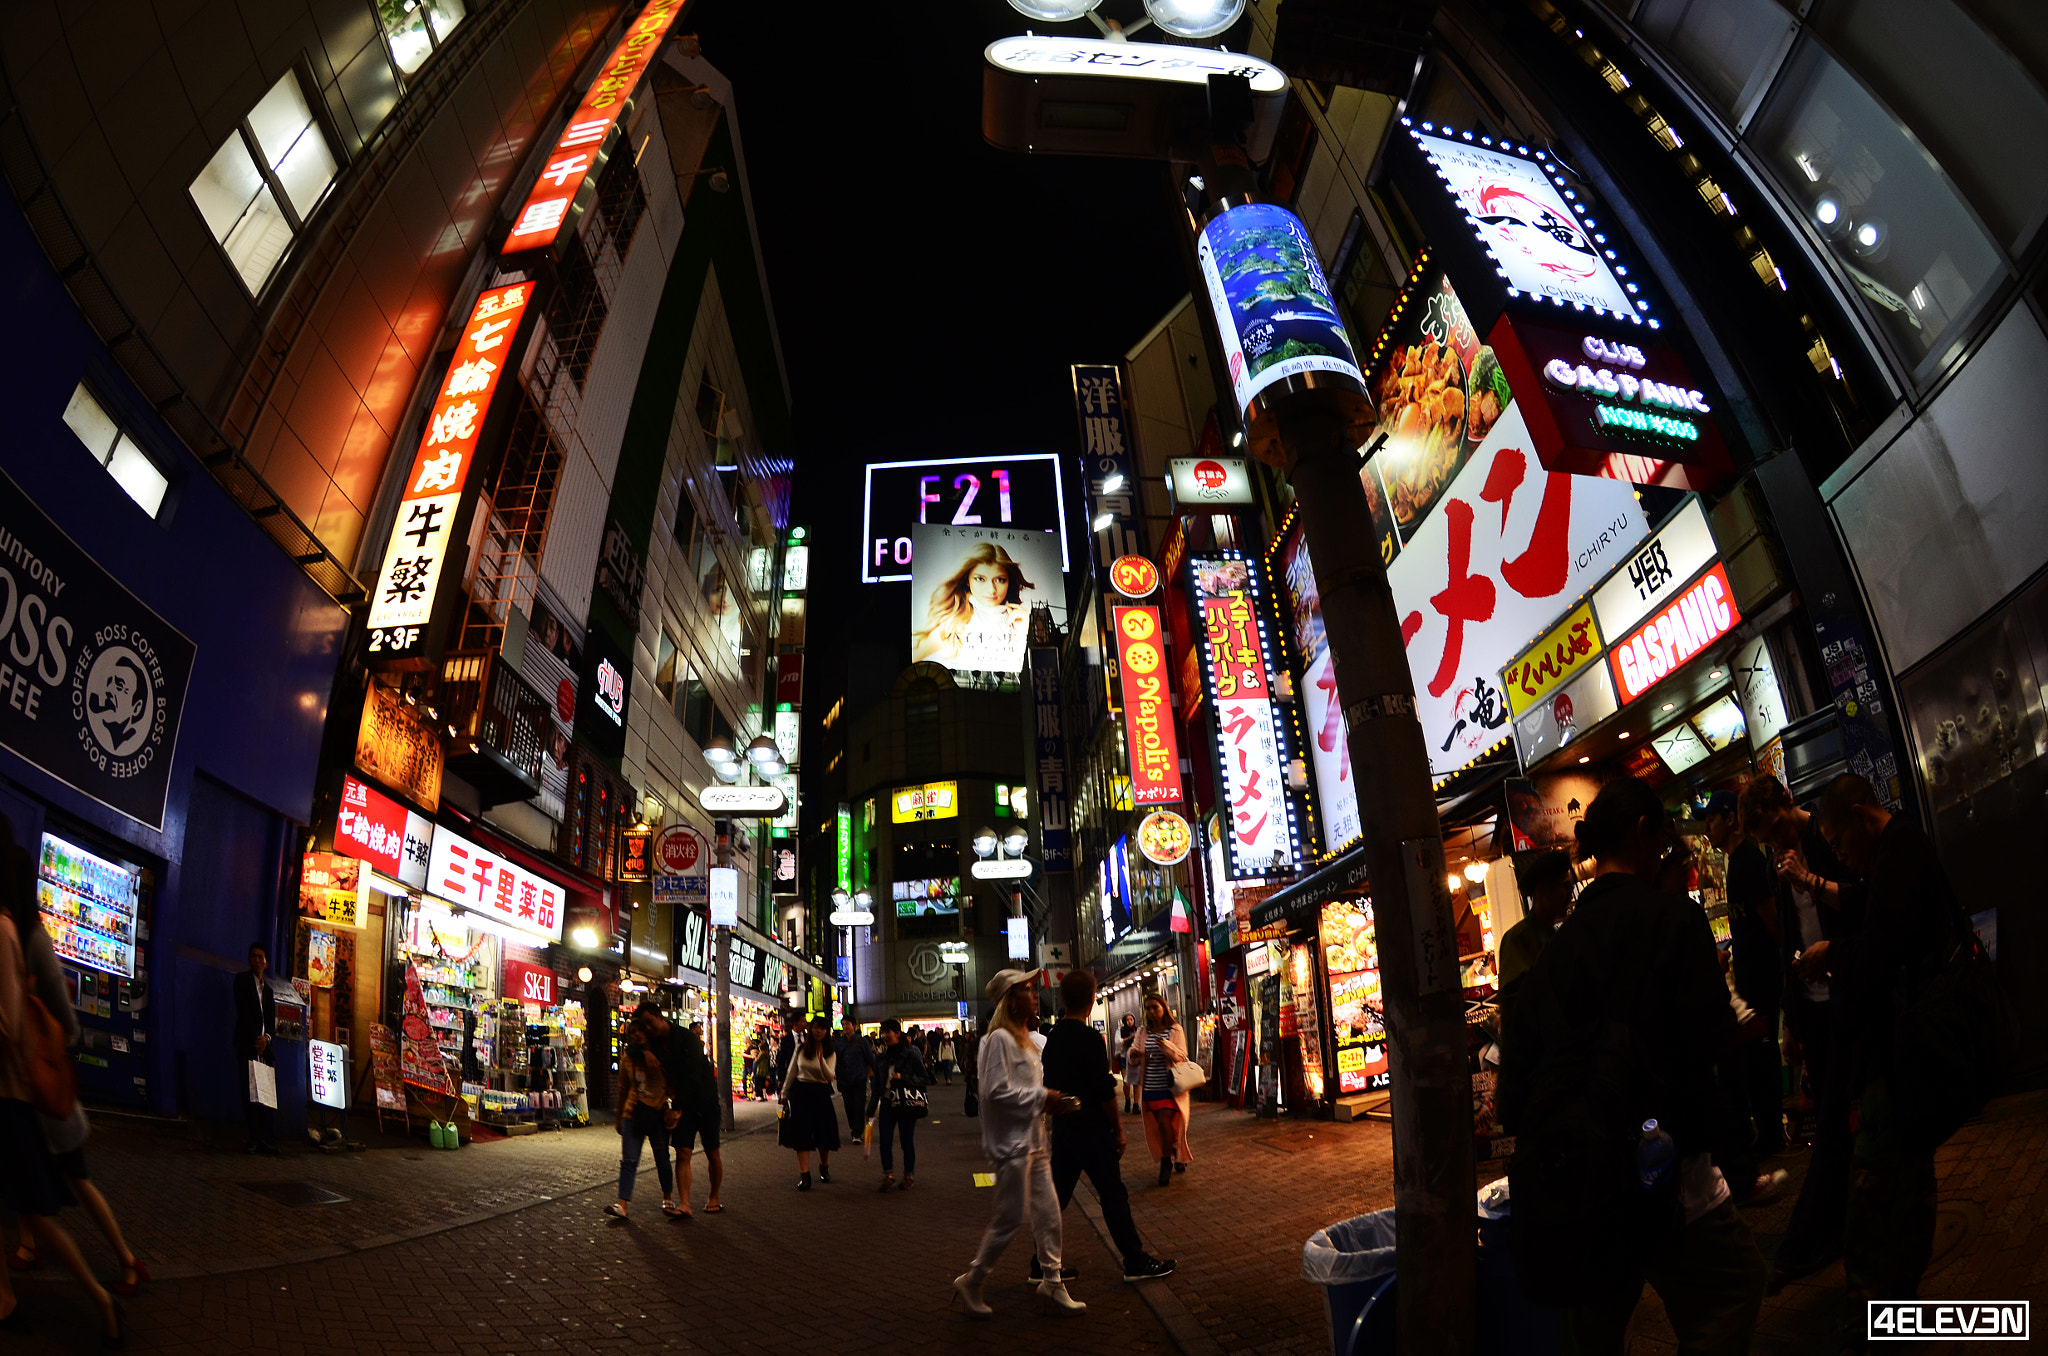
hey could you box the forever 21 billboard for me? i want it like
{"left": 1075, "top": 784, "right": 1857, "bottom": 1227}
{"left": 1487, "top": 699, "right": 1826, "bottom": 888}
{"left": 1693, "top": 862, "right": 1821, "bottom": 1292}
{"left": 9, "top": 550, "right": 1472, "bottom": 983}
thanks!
{"left": 0, "top": 471, "right": 195, "bottom": 830}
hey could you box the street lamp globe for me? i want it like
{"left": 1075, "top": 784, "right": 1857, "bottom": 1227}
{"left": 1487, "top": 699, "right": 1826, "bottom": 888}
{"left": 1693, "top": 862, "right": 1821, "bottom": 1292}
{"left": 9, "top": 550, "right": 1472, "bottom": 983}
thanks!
{"left": 973, "top": 828, "right": 999, "bottom": 859}
{"left": 1005, "top": 0, "right": 1103, "bottom": 20}
{"left": 853, "top": 889, "right": 873, "bottom": 910}
{"left": 831, "top": 888, "right": 850, "bottom": 909}
{"left": 1002, "top": 829, "right": 1030, "bottom": 857}
{"left": 1143, "top": 0, "right": 1244, "bottom": 37}
{"left": 745, "top": 734, "right": 779, "bottom": 764}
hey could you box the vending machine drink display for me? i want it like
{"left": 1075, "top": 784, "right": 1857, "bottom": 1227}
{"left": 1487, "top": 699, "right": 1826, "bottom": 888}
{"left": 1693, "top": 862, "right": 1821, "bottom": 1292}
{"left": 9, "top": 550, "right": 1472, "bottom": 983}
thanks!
{"left": 35, "top": 830, "right": 154, "bottom": 1104}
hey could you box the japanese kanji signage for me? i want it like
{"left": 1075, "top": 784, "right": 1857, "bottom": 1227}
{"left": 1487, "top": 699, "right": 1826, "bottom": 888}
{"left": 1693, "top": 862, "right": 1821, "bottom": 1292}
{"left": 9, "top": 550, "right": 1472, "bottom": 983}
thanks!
{"left": 1388, "top": 402, "right": 1647, "bottom": 779}
{"left": 335, "top": 774, "right": 431, "bottom": 889}
{"left": 1607, "top": 562, "right": 1741, "bottom": 705}
{"left": 1190, "top": 553, "right": 1301, "bottom": 878}
{"left": 500, "top": 0, "right": 687, "bottom": 254}
{"left": 365, "top": 281, "right": 533, "bottom": 662}
{"left": 1196, "top": 204, "right": 1363, "bottom": 420}
{"left": 1112, "top": 606, "right": 1183, "bottom": 806}
{"left": 1030, "top": 648, "right": 1072, "bottom": 871}
{"left": 425, "top": 824, "right": 566, "bottom": 944}
{"left": 397, "top": 961, "right": 456, "bottom": 1094}
{"left": 308, "top": 1039, "right": 347, "bottom": 1110}
{"left": 619, "top": 827, "right": 651, "bottom": 881}
{"left": 298, "top": 852, "right": 365, "bottom": 929}
{"left": 0, "top": 469, "right": 195, "bottom": 831}
{"left": 1072, "top": 364, "right": 1140, "bottom": 567}
{"left": 1503, "top": 600, "right": 1603, "bottom": 718}
{"left": 354, "top": 680, "right": 443, "bottom": 812}
{"left": 1277, "top": 521, "right": 1360, "bottom": 854}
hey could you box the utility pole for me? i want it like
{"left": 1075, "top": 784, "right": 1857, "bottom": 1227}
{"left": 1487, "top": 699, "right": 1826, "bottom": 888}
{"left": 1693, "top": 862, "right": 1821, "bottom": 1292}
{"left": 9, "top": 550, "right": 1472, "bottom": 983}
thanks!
{"left": 713, "top": 819, "right": 735, "bottom": 1132}
{"left": 1189, "top": 121, "right": 1475, "bottom": 1356}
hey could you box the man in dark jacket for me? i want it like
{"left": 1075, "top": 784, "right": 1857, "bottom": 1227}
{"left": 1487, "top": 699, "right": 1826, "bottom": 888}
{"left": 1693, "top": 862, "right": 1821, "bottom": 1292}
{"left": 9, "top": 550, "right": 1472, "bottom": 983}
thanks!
{"left": 634, "top": 1003, "right": 724, "bottom": 1214}
{"left": 233, "top": 942, "right": 279, "bottom": 1155}
{"left": 1499, "top": 777, "right": 1764, "bottom": 1352}
{"left": 1038, "top": 968, "right": 1174, "bottom": 1284}
{"left": 1814, "top": 775, "right": 1959, "bottom": 1328}
{"left": 835, "top": 1020, "right": 876, "bottom": 1135}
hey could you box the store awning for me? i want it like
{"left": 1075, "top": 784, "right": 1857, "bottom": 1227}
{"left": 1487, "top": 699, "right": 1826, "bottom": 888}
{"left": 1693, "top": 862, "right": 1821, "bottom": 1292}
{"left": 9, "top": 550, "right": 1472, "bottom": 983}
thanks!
{"left": 1249, "top": 846, "right": 1371, "bottom": 931}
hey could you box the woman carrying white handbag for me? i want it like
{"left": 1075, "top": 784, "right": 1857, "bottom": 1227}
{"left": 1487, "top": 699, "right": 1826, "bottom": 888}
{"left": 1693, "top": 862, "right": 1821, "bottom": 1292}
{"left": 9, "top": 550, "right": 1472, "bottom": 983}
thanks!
{"left": 1126, "top": 993, "right": 1200, "bottom": 1187}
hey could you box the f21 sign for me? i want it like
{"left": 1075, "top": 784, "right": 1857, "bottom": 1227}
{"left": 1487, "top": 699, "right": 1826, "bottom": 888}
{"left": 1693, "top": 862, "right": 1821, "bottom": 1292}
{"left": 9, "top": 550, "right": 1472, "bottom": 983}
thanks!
{"left": 862, "top": 454, "right": 1069, "bottom": 583}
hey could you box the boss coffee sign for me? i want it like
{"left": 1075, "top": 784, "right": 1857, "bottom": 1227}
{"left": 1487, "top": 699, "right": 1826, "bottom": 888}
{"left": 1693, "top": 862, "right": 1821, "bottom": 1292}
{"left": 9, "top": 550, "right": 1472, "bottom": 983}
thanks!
{"left": 0, "top": 471, "right": 194, "bottom": 830}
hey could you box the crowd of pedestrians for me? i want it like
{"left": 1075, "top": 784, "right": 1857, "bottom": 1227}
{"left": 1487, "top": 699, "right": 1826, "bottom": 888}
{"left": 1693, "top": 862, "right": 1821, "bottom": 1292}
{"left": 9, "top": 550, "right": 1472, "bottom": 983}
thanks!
{"left": 1499, "top": 770, "right": 1993, "bottom": 1353}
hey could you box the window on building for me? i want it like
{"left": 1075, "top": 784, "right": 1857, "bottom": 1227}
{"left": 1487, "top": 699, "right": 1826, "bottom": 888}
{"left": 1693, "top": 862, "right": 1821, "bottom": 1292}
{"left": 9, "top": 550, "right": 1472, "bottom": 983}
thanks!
{"left": 671, "top": 479, "right": 697, "bottom": 550}
{"left": 655, "top": 629, "right": 681, "bottom": 705}
{"left": 379, "top": 0, "right": 466, "bottom": 77}
{"left": 695, "top": 374, "right": 724, "bottom": 440}
{"left": 681, "top": 671, "right": 710, "bottom": 741}
{"left": 1749, "top": 39, "right": 2006, "bottom": 374}
{"left": 189, "top": 71, "right": 339, "bottom": 296}
{"left": 1635, "top": 0, "right": 1799, "bottom": 126}
{"left": 61, "top": 385, "right": 169, "bottom": 517}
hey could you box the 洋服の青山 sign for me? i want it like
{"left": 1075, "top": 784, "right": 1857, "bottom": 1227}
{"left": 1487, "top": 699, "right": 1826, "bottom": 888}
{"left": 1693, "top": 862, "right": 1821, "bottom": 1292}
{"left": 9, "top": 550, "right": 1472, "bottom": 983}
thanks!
{"left": 500, "top": 0, "right": 689, "bottom": 254}
{"left": 1487, "top": 313, "right": 1733, "bottom": 492}
{"left": 1608, "top": 562, "right": 1741, "bottom": 704}
{"left": 1113, "top": 606, "right": 1183, "bottom": 806}
{"left": 365, "top": 282, "right": 532, "bottom": 663}
{"left": 0, "top": 470, "right": 194, "bottom": 831}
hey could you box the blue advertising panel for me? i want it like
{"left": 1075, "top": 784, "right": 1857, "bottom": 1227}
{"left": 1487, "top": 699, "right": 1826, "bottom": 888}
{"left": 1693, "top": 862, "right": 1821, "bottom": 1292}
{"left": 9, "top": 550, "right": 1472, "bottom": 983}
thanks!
{"left": 1196, "top": 204, "right": 1363, "bottom": 417}
{"left": 1029, "top": 647, "right": 1072, "bottom": 870}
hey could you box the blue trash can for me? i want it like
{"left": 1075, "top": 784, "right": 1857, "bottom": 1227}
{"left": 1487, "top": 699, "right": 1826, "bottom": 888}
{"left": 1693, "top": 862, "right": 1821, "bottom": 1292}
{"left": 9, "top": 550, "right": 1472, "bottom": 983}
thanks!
{"left": 1302, "top": 1209, "right": 1397, "bottom": 1356}
{"left": 1303, "top": 1208, "right": 1561, "bottom": 1356}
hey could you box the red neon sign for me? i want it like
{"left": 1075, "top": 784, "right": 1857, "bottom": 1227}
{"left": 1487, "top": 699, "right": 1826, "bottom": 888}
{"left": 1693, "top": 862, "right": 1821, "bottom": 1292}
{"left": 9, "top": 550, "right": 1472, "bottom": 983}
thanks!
{"left": 1113, "top": 606, "right": 1184, "bottom": 806}
{"left": 501, "top": 0, "right": 689, "bottom": 254}
{"left": 1608, "top": 561, "right": 1740, "bottom": 704}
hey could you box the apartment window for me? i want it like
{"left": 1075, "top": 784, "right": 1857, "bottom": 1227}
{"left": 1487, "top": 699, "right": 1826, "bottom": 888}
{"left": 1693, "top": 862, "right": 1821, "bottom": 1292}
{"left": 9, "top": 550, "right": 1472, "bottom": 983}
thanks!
{"left": 655, "top": 629, "right": 681, "bottom": 705}
{"left": 378, "top": 0, "right": 466, "bottom": 77}
{"left": 1635, "top": 0, "right": 1798, "bottom": 126}
{"left": 61, "top": 385, "right": 169, "bottom": 517}
{"left": 189, "top": 72, "right": 339, "bottom": 296}
{"left": 1750, "top": 40, "right": 2006, "bottom": 373}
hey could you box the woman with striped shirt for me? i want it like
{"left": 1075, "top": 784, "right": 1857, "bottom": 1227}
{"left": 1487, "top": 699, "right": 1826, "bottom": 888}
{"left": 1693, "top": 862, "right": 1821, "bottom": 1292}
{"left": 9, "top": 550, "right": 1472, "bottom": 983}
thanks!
{"left": 1124, "top": 994, "right": 1193, "bottom": 1187}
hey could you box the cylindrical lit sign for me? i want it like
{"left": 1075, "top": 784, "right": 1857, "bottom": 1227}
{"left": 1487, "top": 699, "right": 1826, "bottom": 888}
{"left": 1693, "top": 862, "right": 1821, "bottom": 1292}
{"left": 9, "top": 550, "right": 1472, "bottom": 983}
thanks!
{"left": 1196, "top": 203, "right": 1363, "bottom": 418}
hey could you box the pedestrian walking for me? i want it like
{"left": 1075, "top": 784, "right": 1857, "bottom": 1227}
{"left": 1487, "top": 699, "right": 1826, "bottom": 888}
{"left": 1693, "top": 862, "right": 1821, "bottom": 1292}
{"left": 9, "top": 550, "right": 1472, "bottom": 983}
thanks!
{"left": 870, "top": 1018, "right": 929, "bottom": 1192}
{"left": 1125, "top": 994, "right": 1192, "bottom": 1186}
{"left": 0, "top": 835, "right": 125, "bottom": 1345}
{"left": 634, "top": 1004, "right": 723, "bottom": 1216}
{"left": 958, "top": 1022, "right": 980, "bottom": 1114}
{"left": 741, "top": 1034, "right": 759, "bottom": 1101}
{"left": 1814, "top": 774, "right": 1971, "bottom": 1342}
{"left": 835, "top": 1019, "right": 875, "bottom": 1136}
{"left": 232, "top": 942, "right": 279, "bottom": 1155}
{"left": 938, "top": 1032, "right": 956, "bottom": 1086}
{"left": 1115, "top": 1014, "right": 1139, "bottom": 1115}
{"left": 1041, "top": 969, "right": 1174, "bottom": 1284}
{"left": 952, "top": 969, "right": 1084, "bottom": 1317}
{"left": 605, "top": 1023, "right": 678, "bottom": 1220}
{"left": 1499, "top": 775, "right": 1766, "bottom": 1353}
{"left": 1705, "top": 789, "right": 1787, "bottom": 1160}
{"left": 772, "top": 1023, "right": 796, "bottom": 1100}
{"left": 777, "top": 1016, "right": 839, "bottom": 1190}
{"left": 8, "top": 904, "right": 146, "bottom": 1294}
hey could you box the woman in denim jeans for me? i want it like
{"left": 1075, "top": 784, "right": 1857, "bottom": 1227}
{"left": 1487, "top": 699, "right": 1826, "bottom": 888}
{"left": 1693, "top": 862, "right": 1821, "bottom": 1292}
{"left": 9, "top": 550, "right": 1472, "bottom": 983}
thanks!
{"left": 869, "top": 1018, "right": 930, "bottom": 1192}
{"left": 605, "top": 1025, "right": 680, "bottom": 1219}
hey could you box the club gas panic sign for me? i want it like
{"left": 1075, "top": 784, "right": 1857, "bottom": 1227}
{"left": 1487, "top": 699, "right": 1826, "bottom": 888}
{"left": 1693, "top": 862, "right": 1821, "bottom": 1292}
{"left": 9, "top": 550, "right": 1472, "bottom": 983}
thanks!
{"left": 862, "top": 454, "right": 1069, "bottom": 583}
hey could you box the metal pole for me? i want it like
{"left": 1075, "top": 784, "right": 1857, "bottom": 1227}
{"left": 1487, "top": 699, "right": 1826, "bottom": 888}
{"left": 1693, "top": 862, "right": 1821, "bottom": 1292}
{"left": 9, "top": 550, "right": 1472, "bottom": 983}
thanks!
{"left": 1280, "top": 404, "right": 1476, "bottom": 1356}
{"left": 714, "top": 831, "right": 735, "bottom": 1133}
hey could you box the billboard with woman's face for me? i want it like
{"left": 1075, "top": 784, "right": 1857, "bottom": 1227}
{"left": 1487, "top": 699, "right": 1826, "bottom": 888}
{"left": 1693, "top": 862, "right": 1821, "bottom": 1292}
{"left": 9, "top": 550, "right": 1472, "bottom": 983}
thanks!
{"left": 909, "top": 523, "right": 1066, "bottom": 675}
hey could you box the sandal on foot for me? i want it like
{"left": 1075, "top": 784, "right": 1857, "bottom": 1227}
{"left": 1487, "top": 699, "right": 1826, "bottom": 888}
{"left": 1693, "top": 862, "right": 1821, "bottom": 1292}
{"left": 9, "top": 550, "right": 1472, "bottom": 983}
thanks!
{"left": 603, "top": 1203, "right": 629, "bottom": 1220}
{"left": 111, "top": 1258, "right": 150, "bottom": 1297}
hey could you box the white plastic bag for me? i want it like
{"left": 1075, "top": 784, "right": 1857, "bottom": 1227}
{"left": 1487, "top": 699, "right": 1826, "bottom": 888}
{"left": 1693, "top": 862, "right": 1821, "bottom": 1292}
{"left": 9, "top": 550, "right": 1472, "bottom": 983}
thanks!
{"left": 247, "top": 1059, "right": 277, "bottom": 1109}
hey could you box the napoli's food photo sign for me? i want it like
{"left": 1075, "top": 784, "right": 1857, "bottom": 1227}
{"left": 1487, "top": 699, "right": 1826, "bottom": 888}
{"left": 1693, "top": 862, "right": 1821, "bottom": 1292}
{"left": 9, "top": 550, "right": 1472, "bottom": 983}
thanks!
{"left": 0, "top": 471, "right": 194, "bottom": 829}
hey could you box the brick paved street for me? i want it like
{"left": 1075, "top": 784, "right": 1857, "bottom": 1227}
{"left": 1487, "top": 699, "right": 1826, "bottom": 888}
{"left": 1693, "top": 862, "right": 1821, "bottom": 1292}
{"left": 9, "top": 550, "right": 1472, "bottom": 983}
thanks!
{"left": 3, "top": 1085, "right": 2039, "bottom": 1354}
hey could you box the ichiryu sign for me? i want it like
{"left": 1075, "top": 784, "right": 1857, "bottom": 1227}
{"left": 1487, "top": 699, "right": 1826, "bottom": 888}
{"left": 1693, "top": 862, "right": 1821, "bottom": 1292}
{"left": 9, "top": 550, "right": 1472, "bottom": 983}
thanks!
{"left": 699, "top": 785, "right": 788, "bottom": 816}
{"left": 971, "top": 859, "right": 1033, "bottom": 880}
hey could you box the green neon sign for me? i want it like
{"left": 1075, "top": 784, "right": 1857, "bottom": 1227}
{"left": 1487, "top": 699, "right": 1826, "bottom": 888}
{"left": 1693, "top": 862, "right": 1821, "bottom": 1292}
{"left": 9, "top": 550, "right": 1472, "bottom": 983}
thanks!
{"left": 1594, "top": 403, "right": 1699, "bottom": 442}
{"left": 835, "top": 803, "right": 853, "bottom": 892}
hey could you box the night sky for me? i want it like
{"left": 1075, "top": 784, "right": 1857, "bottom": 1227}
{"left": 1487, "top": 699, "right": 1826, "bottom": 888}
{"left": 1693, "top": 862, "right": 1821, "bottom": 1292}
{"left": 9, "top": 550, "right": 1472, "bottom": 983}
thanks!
{"left": 689, "top": 0, "right": 1199, "bottom": 673}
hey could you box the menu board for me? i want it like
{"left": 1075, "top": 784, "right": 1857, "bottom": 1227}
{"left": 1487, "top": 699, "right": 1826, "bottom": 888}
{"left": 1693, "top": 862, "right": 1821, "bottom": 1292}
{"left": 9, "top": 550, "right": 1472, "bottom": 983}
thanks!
{"left": 367, "top": 1023, "right": 407, "bottom": 1111}
{"left": 37, "top": 834, "right": 142, "bottom": 978}
{"left": 1321, "top": 900, "right": 1389, "bottom": 1095}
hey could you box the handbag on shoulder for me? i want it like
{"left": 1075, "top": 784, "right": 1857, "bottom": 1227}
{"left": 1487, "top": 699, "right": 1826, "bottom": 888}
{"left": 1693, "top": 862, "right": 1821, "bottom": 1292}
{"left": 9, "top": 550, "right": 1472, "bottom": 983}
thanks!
{"left": 890, "top": 1083, "right": 929, "bottom": 1120}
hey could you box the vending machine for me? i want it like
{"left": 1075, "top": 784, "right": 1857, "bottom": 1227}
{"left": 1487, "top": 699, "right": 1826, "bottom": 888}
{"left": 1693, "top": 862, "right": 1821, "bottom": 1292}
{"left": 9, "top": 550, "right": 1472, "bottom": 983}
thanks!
{"left": 36, "top": 830, "right": 155, "bottom": 1106}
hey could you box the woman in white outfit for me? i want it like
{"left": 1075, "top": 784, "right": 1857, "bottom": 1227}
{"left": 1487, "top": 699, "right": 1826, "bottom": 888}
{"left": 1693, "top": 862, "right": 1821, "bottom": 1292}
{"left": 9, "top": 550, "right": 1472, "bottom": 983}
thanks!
{"left": 953, "top": 969, "right": 1085, "bottom": 1317}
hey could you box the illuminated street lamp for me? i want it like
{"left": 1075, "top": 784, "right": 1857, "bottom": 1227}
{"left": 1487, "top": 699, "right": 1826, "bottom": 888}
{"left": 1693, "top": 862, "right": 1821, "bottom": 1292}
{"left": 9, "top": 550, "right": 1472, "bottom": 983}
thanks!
{"left": 1002, "top": 828, "right": 1030, "bottom": 858}
{"left": 973, "top": 827, "right": 999, "bottom": 859}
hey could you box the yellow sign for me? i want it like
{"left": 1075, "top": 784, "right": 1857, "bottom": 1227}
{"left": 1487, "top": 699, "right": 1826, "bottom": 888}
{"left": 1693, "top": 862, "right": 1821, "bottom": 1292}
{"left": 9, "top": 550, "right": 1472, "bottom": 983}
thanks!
{"left": 1503, "top": 600, "right": 1602, "bottom": 717}
{"left": 891, "top": 781, "right": 959, "bottom": 823}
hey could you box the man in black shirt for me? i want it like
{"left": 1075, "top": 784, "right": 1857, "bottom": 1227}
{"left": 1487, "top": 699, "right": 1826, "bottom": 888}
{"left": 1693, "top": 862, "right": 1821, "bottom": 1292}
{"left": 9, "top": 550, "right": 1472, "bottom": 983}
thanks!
{"left": 1038, "top": 968, "right": 1174, "bottom": 1283}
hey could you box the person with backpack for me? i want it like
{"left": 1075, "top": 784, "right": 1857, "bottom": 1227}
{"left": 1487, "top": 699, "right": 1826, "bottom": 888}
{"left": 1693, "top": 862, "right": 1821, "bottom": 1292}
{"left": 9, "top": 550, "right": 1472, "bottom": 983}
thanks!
{"left": 1813, "top": 774, "right": 1986, "bottom": 1333}
{"left": 1498, "top": 776, "right": 1766, "bottom": 1354}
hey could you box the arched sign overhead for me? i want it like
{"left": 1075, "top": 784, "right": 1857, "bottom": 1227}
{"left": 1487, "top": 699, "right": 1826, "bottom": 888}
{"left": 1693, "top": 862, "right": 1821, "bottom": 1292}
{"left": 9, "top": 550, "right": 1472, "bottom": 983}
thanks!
{"left": 984, "top": 35, "right": 1287, "bottom": 94}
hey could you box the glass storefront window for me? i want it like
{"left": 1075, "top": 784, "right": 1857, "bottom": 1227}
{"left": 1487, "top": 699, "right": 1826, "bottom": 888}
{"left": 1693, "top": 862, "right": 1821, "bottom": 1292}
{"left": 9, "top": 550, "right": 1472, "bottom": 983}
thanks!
{"left": 1635, "top": 0, "right": 1798, "bottom": 126}
{"left": 1749, "top": 40, "right": 2006, "bottom": 374}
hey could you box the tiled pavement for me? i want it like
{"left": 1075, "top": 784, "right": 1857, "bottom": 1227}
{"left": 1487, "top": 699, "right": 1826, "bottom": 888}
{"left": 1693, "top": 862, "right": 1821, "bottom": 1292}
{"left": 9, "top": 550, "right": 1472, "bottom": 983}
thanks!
{"left": 3, "top": 1084, "right": 2040, "bottom": 1353}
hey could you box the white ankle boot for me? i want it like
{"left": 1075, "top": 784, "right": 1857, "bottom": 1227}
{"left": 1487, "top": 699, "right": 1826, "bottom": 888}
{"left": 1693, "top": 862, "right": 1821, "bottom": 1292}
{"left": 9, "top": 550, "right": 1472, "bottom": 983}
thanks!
{"left": 952, "top": 1269, "right": 993, "bottom": 1317}
{"left": 1037, "top": 1278, "right": 1086, "bottom": 1313}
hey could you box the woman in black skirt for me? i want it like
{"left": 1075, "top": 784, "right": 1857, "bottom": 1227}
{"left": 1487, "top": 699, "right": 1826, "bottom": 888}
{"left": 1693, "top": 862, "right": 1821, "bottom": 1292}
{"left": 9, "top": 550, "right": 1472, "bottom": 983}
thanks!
{"left": 777, "top": 1015, "right": 841, "bottom": 1190}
